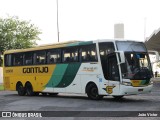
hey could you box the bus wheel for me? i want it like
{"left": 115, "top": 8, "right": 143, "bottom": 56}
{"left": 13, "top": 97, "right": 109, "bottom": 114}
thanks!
{"left": 16, "top": 82, "right": 26, "bottom": 96}
{"left": 113, "top": 96, "right": 124, "bottom": 100}
{"left": 86, "top": 83, "right": 103, "bottom": 100}
{"left": 41, "top": 93, "right": 48, "bottom": 96}
{"left": 34, "top": 92, "right": 39, "bottom": 96}
{"left": 48, "top": 93, "right": 59, "bottom": 96}
{"left": 25, "top": 82, "right": 35, "bottom": 96}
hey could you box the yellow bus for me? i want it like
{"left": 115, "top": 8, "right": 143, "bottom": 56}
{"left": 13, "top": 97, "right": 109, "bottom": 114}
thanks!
{"left": 3, "top": 40, "right": 153, "bottom": 100}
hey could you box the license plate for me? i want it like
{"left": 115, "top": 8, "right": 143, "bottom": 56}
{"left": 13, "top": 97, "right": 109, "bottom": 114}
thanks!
{"left": 138, "top": 89, "right": 143, "bottom": 92}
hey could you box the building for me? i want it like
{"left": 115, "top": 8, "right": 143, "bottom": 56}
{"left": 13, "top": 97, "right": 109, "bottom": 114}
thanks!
{"left": 114, "top": 23, "right": 124, "bottom": 39}
{"left": 145, "top": 28, "right": 160, "bottom": 76}
{"left": 145, "top": 28, "right": 160, "bottom": 52}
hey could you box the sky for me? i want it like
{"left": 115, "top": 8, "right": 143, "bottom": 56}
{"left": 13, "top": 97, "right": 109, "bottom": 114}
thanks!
{"left": 0, "top": 0, "right": 160, "bottom": 45}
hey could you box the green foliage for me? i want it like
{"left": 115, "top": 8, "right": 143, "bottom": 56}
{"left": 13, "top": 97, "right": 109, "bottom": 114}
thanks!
{"left": 0, "top": 16, "right": 42, "bottom": 52}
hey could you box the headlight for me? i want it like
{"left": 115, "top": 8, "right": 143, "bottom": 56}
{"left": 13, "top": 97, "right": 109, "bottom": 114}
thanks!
{"left": 149, "top": 79, "right": 154, "bottom": 84}
{"left": 122, "top": 81, "right": 132, "bottom": 86}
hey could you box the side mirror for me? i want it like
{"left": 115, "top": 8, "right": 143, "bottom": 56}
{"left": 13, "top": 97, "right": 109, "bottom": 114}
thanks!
{"left": 117, "top": 51, "right": 125, "bottom": 64}
{"left": 155, "top": 52, "right": 159, "bottom": 62}
{"left": 148, "top": 50, "right": 160, "bottom": 63}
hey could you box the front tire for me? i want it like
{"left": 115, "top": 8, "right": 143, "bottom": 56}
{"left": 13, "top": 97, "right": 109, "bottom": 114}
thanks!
{"left": 113, "top": 95, "right": 124, "bottom": 100}
{"left": 86, "top": 83, "right": 103, "bottom": 100}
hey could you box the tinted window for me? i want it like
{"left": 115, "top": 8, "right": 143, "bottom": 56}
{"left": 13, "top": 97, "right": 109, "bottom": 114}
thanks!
{"left": 99, "top": 42, "right": 115, "bottom": 79}
{"left": 24, "top": 52, "right": 33, "bottom": 65}
{"left": 80, "top": 44, "right": 97, "bottom": 62}
{"left": 4, "top": 54, "right": 12, "bottom": 66}
{"left": 47, "top": 49, "right": 61, "bottom": 64}
{"left": 34, "top": 51, "right": 46, "bottom": 64}
{"left": 13, "top": 53, "right": 23, "bottom": 66}
{"left": 99, "top": 42, "right": 115, "bottom": 58}
{"left": 63, "top": 47, "right": 78, "bottom": 62}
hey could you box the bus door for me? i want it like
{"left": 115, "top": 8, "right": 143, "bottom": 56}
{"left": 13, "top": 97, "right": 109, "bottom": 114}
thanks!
{"left": 106, "top": 53, "right": 120, "bottom": 95}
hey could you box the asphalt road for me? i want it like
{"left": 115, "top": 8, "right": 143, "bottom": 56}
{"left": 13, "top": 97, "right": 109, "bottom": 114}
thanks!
{"left": 0, "top": 81, "right": 160, "bottom": 120}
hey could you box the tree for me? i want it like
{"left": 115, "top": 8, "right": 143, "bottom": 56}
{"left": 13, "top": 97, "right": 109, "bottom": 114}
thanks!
{"left": 0, "top": 16, "right": 41, "bottom": 53}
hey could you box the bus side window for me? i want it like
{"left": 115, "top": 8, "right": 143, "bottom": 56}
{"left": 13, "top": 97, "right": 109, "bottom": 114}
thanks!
{"left": 13, "top": 53, "right": 23, "bottom": 66}
{"left": 24, "top": 52, "right": 33, "bottom": 65}
{"left": 80, "top": 44, "right": 97, "bottom": 62}
{"left": 47, "top": 49, "right": 61, "bottom": 64}
{"left": 4, "top": 54, "right": 12, "bottom": 66}
{"left": 62, "top": 47, "right": 78, "bottom": 63}
{"left": 34, "top": 51, "right": 46, "bottom": 65}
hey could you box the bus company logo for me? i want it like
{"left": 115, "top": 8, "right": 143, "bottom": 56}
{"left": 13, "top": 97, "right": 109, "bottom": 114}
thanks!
{"left": 106, "top": 86, "right": 115, "bottom": 94}
{"left": 2, "top": 112, "right": 11, "bottom": 117}
{"left": 82, "top": 67, "right": 97, "bottom": 72}
{"left": 23, "top": 67, "right": 49, "bottom": 73}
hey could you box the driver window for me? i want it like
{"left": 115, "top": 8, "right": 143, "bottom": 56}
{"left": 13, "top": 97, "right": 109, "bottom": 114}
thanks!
{"left": 99, "top": 42, "right": 115, "bottom": 80}
{"left": 107, "top": 54, "right": 120, "bottom": 81}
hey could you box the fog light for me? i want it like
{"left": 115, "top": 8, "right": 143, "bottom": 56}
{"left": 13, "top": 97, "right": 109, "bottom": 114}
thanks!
{"left": 122, "top": 81, "right": 132, "bottom": 86}
{"left": 149, "top": 79, "right": 154, "bottom": 84}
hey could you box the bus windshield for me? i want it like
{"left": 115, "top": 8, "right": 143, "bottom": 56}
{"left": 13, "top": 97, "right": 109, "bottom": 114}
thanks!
{"left": 121, "top": 52, "right": 153, "bottom": 80}
{"left": 116, "top": 41, "right": 146, "bottom": 52}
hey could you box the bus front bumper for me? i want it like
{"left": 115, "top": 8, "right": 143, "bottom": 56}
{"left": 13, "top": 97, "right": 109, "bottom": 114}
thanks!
{"left": 119, "top": 84, "right": 153, "bottom": 95}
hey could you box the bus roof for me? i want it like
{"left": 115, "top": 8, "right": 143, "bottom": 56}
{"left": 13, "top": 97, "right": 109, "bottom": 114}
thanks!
{"left": 4, "top": 39, "right": 143, "bottom": 54}
{"left": 4, "top": 40, "right": 93, "bottom": 54}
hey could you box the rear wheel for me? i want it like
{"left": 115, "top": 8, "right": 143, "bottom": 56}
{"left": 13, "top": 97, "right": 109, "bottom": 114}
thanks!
{"left": 25, "top": 82, "right": 35, "bottom": 96}
{"left": 86, "top": 83, "right": 103, "bottom": 100}
{"left": 16, "top": 82, "right": 26, "bottom": 96}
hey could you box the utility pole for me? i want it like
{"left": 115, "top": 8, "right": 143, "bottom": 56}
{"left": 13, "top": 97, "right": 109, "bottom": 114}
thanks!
{"left": 144, "top": 17, "right": 147, "bottom": 41}
{"left": 56, "top": 0, "right": 60, "bottom": 42}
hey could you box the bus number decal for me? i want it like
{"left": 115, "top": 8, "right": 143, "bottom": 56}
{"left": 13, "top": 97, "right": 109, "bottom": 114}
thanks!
{"left": 6, "top": 69, "right": 13, "bottom": 73}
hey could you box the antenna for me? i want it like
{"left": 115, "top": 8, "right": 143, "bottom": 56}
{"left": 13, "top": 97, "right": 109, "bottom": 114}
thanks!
{"left": 56, "top": 0, "right": 60, "bottom": 42}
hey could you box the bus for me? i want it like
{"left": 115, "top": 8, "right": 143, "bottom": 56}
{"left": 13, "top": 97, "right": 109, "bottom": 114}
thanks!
{"left": 3, "top": 40, "right": 154, "bottom": 100}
